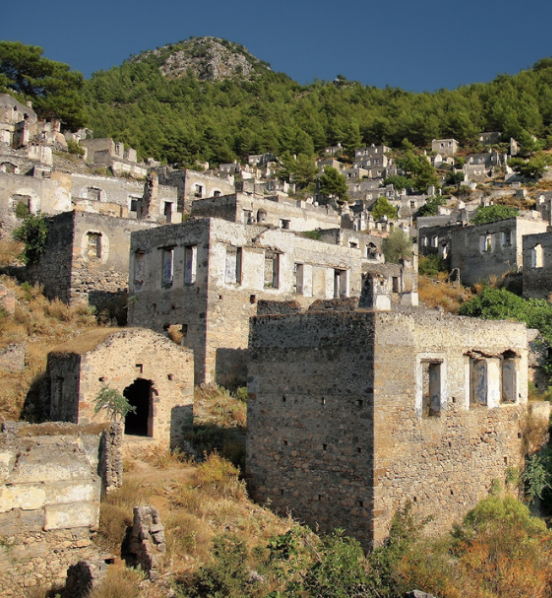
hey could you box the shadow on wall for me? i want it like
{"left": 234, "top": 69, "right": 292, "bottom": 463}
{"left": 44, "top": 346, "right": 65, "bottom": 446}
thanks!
{"left": 88, "top": 290, "right": 128, "bottom": 325}
{"left": 216, "top": 348, "right": 248, "bottom": 389}
{"left": 171, "top": 404, "right": 193, "bottom": 450}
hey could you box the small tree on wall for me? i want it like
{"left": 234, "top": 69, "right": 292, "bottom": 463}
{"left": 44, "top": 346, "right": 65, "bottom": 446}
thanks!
{"left": 94, "top": 386, "right": 135, "bottom": 422}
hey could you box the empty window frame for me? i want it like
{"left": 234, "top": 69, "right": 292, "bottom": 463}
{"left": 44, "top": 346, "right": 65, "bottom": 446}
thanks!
{"left": 257, "top": 209, "right": 267, "bottom": 223}
{"left": 294, "top": 263, "right": 304, "bottom": 295}
{"left": 431, "top": 235, "right": 439, "bottom": 248}
{"left": 194, "top": 184, "right": 204, "bottom": 198}
{"left": 392, "top": 276, "right": 399, "bottom": 293}
{"left": 87, "top": 232, "right": 101, "bottom": 259}
{"left": 367, "top": 243, "right": 378, "bottom": 259}
{"left": 164, "top": 202, "right": 172, "bottom": 222}
{"left": 501, "top": 351, "right": 517, "bottom": 404}
{"left": 264, "top": 251, "right": 279, "bottom": 289}
{"left": 161, "top": 247, "right": 174, "bottom": 286}
{"left": 470, "top": 358, "right": 488, "bottom": 406}
{"left": 85, "top": 187, "right": 101, "bottom": 201}
{"left": 334, "top": 269, "right": 348, "bottom": 298}
{"left": 242, "top": 210, "right": 253, "bottom": 225}
{"left": 134, "top": 250, "right": 145, "bottom": 283}
{"left": 280, "top": 219, "right": 291, "bottom": 230}
{"left": 184, "top": 245, "right": 197, "bottom": 284}
{"left": 480, "top": 233, "right": 492, "bottom": 252}
{"left": 502, "top": 230, "right": 512, "bottom": 247}
{"left": 422, "top": 361, "right": 442, "bottom": 417}
{"left": 531, "top": 244, "right": 544, "bottom": 268}
{"left": 225, "top": 245, "right": 242, "bottom": 284}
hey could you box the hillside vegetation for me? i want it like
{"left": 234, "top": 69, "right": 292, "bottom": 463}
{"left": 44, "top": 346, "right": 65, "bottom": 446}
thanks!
{"left": 83, "top": 37, "right": 552, "bottom": 166}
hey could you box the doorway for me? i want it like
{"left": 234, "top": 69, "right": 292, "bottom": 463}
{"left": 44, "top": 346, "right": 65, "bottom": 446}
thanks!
{"left": 124, "top": 378, "right": 152, "bottom": 436}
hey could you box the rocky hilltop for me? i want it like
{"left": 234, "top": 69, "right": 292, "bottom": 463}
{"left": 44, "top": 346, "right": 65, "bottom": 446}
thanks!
{"left": 133, "top": 36, "right": 272, "bottom": 82}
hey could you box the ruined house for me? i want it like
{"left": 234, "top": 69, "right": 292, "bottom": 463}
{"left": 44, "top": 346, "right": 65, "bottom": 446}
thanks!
{"left": 79, "top": 138, "right": 147, "bottom": 178}
{"left": 127, "top": 217, "right": 372, "bottom": 385}
{"left": 190, "top": 192, "right": 340, "bottom": 231}
{"left": 431, "top": 138, "right": 459, "bottom": 156}
{"left": 449, "top": 216, "right": 547, "bottom": 286}
{"left": 247, "top": 305, "right": 546, "bottom": 550}
{"left": 0, "top": 421, "right": 121, "bottom": 594}
{"left": 25, "top": 211, "right": 158, "bottom": 315}
{"left": 522, "top": 230, "right": 552, "bottom": 300}
{"left": 46, "top": 328, "right": 193, "bottom": 448}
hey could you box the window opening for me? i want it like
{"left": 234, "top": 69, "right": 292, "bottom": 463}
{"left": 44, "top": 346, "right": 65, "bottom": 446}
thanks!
{"left": 225, "top": 245, "right": 242, "bottom": 284}
{"left": 164, "top": 202, "right": 172, "bottom": 223}
{"left": 264, "top": 251, "right": 279, "bottom": 288}
{"left": 532, "top": 244, "right": 544, "bottom": 268}
{"left": 470, "top": 358, "right": 487, "bottom": 406}
{"left": 392, "top": 276, "right": 399, "bottom": 293}
{"left": 334, "top": 269, "right": 347, "bottom": 298}
{"left": 162, "top": 247, "right": 174, "bottom": 286}
{"left": 502, "top": 230, "right": 512, "bottom": 247}
{"left": 194, "top": 184, "right": 204, "bottom": 198}
{"left": 280, "top": 219, "right": 290, "bottom": 230}
{"left": 367, "top": 243, "right": 378, "bottom": 259}
{"left": 294, "top": 263, "right": 304, "bottom": 295}
{"left": 257, "top": 209, "right": 267, "bottom": 223}
{"left": 501, "top": 351, "right": 517, "bottom": 403}
{"left": 242, "top": 210, "right": 253, "bottom": 225}
{"left": 184, "top": 245, "right": 197, "bottom": 284}
{"left": 87, "top": 232, "right": 101, "bottom": 259}
{"left": 123, "top": 378, "right": 152, "bottom": 436}
{"left": 422, "top": 361, "right": 441, "bottom": 417}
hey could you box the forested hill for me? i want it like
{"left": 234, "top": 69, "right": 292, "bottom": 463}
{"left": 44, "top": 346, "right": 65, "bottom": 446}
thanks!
{"left": 82, "top": 36, "right": 552, "bottom": 165}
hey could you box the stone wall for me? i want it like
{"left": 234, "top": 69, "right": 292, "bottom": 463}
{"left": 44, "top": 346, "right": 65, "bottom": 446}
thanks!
{"left": 450, "top": 217, "right": 548, "bottom": 286}
{"left": 191, "top": 193, "right": 341, "bottom": 232}
{"left": 247, "top": 308, "right": 539, "bottom": 549}
{"left": 47, "top": 328, "right": 194, "bottom": 448}
{"left": 522, "top": 231, "right": 552, "bottom": 300}
{"left": 129, "top": 217, "right": 367, "bottom": 384}
{"left": 0, "top": 342, "right": 26, "bottom": 374}
{"left": 0, "top": 421, "right": 115, "bottom": 595}
{"left": 26, "top": 211, "right": 158, "bottom": 314}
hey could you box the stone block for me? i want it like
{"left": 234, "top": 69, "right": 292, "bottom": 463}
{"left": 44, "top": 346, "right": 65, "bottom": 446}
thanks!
{"left": 44, "top": 501, "right": 99, "bottom": 530}
{"left": 44, "top": 479, "right": 100, "bottom": 505}
{"left": 0, "top": 485, "right": 46, "bottom": 512}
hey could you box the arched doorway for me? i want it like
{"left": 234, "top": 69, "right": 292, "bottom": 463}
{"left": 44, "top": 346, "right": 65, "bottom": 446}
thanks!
{"left": 123, "top": 378, "right": 152, "bottom": 436}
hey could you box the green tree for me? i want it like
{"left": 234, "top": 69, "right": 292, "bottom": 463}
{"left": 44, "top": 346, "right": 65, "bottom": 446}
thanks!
{"left": 293, "top": 153, "right": 318, "bottom": 188}
{"left": 508, "top": 152, "right": 552, "bottom": 178}
{"left": 13, "top": 213, "right": 48, "bottom": 265}
{"left": 94, "top": 386, "right": 136, "bottom": 422}
{"left": 417, "top": 196, "right": 448, "bottom": 217}
{"left": 471, "top": 205, "right": 519, "bottom": 225}
{"left": 382, "top": 228, "right": 413, "bottom": 264}
{"left": 371, "top": 196, "right": 398, "bottom": 221}
{"left": 319, "top": 166, "right": 349, "bottom": 201}
{"left": 382, "top": 174, "right": 414, "bottom": 193}
{"left": 0, "top": 41, "right": 87, "bottom": 130}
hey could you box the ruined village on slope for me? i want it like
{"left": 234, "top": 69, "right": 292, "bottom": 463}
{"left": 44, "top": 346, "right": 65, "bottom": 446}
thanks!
{"left": 1, "top": 90, "right": 552, "bottom": 594}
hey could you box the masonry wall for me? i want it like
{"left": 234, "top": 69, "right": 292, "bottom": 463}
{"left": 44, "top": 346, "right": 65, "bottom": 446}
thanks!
{"left": 522, "top": 231, "right": 552, "bottom": 300}
{"left": 450, "top": 217, "right": 548, "bottom": 286}
{"left": 191, "top": 193, "right": 341, "bottom": 231}
{"left": 247, "top": 311, "right": 376, "bottom": 548}
{"left": 0, "top": 422, "right": 109, "bottom": 596}
{"left": 26, "top": 211, "right": 157, "bottom": 313}
{"left": 247, "top": 309, "right": 534, "bottom": 549}
{"left": 48, "top": 329, "right": 194, "bottom": 448}
{"left": 129, "top": 218, "right": 367, "bottom": 384}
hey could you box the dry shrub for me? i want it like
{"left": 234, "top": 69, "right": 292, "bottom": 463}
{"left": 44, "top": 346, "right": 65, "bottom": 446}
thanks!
{"left": 88, "top": 562, "right": 145, "bottom": 598}
{"left": 167, "top": 323, "right": 184, "bottom": 344}
{"left": 418, "top": 275, "right": 473, "bottom": 313}
{"left": 0, "top": 238, "right": 23, "bottom": 267}
{"left": 96, "top": 478, "right": 152, "bottom": 552}
{"left": 521, "top": 411, "right": 550, "bottom": 456}
{"left": 192, "top": 453, "right": 246, "bottom": 501}
{"left": 165, "top": 511, "right": 212, "bottom": 567}
{"left": 141, "top": 446, "right": 193, "bottom": 469}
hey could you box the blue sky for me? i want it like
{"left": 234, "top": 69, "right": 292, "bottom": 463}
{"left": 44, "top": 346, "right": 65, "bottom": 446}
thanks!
{"left": 2, "top": 0, "right": 552, "bottom": 92}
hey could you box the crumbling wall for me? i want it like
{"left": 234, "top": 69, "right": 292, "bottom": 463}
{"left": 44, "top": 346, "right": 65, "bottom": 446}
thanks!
{"left": 0, "top": 422, "right": 116, "bottom": 595}
{"left": 128, "top": 506, "right": 166, "bottom": 580}
{"left": 247, "top": 309, "right": 537, "bottom": 549}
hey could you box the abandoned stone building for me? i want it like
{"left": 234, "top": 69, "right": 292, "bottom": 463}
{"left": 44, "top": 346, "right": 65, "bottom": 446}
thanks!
{"left": 0, "top": 421, "right": 121, "bottom": 594}
{"left": 157, "top": 166, "right": 236, "bottom": 211}
{"left": 46, "top": 328, "right": 193, "bottom": 447}
{"left": 190, "top": 192, "right": 341, "bottom": 231}
{"left": 128, "top": 217, "right": 378, "bottom": 385}
{"left": 0, "top": 93, "right": 38, "bottom": 148}
{"left": 522, "top": 230, "right": 552, "bottom": 299}
{"left": 449, "top": 216, "right": 548, "bottom": 286}
{"left": 79, "top": 138, "right": 147, "bottom": 178}
{"left": 246, "top": 305, "right": 546, "bottom": 550}
{"left": 431, "top": 138, "right": 459, "bottom": 156}
{"left": 25, "top": 210, "right": 158, "bottom": 314}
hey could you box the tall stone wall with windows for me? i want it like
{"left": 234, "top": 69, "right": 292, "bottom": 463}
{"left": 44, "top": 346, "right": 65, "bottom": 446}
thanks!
{"left": 247, "top": 308, "right": 545, "bottom": 549}
{"left": 522, "top": 231, "right": 552, "bottom": 299}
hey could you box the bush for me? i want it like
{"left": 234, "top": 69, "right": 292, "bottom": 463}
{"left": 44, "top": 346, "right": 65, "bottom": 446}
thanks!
{"left": 382, "top": 228, "right": 412, "bottom": 264}
{"left": 13, "top": 213, "right": 48, "bottom": 265}
{"left": 14, "top": 201, "right": 29, "bottom": 219}
{"left": 417, "top": 196, "right": 447, "bottom": 217}
{"left": 67, "top": 139, "right": 85, "bottom": 156}
{"left": 372, "top": 196, "right": 398, "bottom": 221}
{"left": 471, "top": 205, "right": 519, "bottom": 225}
{"left": 418, "top": 255, "right": 448, "bottom": 277}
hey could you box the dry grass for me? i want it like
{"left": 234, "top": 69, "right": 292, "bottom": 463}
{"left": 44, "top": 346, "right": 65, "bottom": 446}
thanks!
{"left": 0, "top": 238, "right": 23, "bottom": 267}
{"left": 418, "top": 274, "right": 473, "bottom": 313}
{"left": 0, "top": 275, "right": 107, "bottom": 421}
{"left": 88, "top": 562, "right": 145, "bottom": 598}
